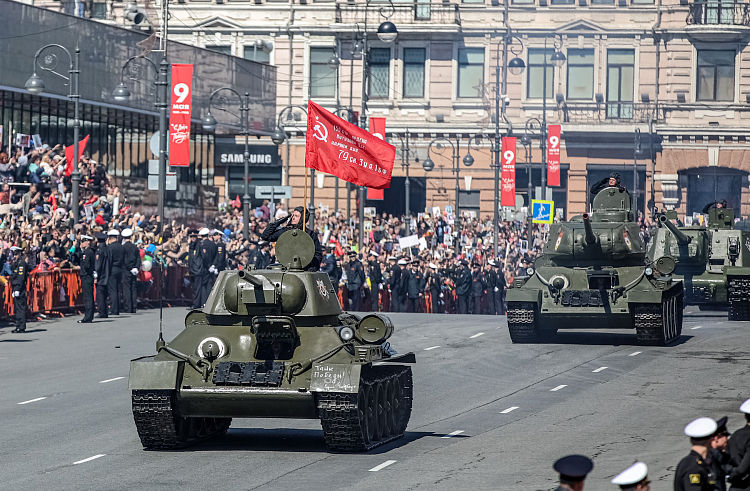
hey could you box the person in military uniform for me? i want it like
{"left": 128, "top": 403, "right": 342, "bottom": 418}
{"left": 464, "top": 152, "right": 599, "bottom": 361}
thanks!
{"left": 427, "top": 262, "right": 442, "bottom": 314}
{"left": 78, "top": 235, "right": 96, "bottom": 324}
{"left": 471, "top": 262, "right": 485, "bottom": 315}
{"left": 368, "top": 251, "right": 382, "bottom": 311}
{"left": 94, "top": 232, "right": 110, "bottom": 318}
{"left": 397, "top": 258, "right": 410, "bottom": 313}
{"left": 345, "top": 251, "right": 365, "bottom": 311}
{"left": 612, "top": 462, "right": 650, "bottom": 491}
{"left": 591, "top": 171, "right": 627, "bottom": 196}
{"left": 703, "top": 200, "right": 728, "bottom": 214}
{"left": 553, "top": 454, "right": 594, "bottom": 491}
{"left": 711, "top": 416, "right": 731, "bottom": 491}
{"left": 387, "top": 256, "right": 402, "bottom": 312}
{"left": 106, "top": 229, "right": 124, "bottom": 316}
{"left": 456, "top": 259, "right": 472, "bottom": 315}
{"left": 675, "top": 417, "right": 718, "bottom": 491}
{"left": 728, "top": 399, "right": 750, "bottom": 490}
{"left": 10, "top": 246, "right": 28, "bottom": 333}
{"left": 261, "top": 206, "right": 323, "bottom": 271}
{"left": 187, "top": 230, "right": 204, "bottom": 309}
{"left": 406, "top": 258, "right": 424, "bottom": 313}
{"left": 121, "top": 228, "right": 139, "bottom": 314}
{"left": 199, "top": 228, "right": 216, "bottom": 306}
{"left": 212, "top": 230, "right": 227, "bottom": 273}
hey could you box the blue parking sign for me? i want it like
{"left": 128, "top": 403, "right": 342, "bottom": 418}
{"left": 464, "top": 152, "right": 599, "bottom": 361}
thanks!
{"left": 531, "top": 200, "right": 554, "bottom": 224}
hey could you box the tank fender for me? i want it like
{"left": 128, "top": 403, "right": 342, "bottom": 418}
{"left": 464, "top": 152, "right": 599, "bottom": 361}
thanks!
{"left": 627, "top": 281, "right": 683, "bottom": 304}
{"left": 506, "top": 288, "right": 542, "bottom": 304}
{"left": 309, "top": 363, "right": 361, "bottom": 394}
{"left": 128, "top": 357, "right": 184, "bottom": 391}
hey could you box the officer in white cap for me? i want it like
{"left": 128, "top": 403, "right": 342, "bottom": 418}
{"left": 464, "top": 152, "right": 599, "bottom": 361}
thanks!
{"left": 121, "top": 228, "right": 139, "bottom": 314}
{"left": 611, "top": 462, "right": 649, "bottom": 491}
{"left": 199, "top": 227, "right": 217, "bottom": 306}
{"left": 387, "top": 255, "right": 402, "bottom": 312}
{"left": 106, "top": 228, "right": 124, "bottom": 315}
{"left": 426, "top": 262, "right": 441, "bottom": 314}
{"left": 728, "top": 399, "right": 750, "bottom": 490}
{"left": 9, "top": 245, "right": 28, "bottom": 333}
{"left": 674, "top": 417, "right": 718, "bottom": 490}
{"left": 78, "top": 235, "right": 96, "bottom": 323}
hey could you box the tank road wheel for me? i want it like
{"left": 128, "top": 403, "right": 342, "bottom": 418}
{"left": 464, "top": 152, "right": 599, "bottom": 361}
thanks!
{"left": 728, "top": 276, "right": 750, "bottom": 321}
{"left": 131, "top": 390, "right": 232, "bottom": 450}
{"left": 317, "top": 366, "right": 413, "bottom": 452}
{"left": 633, "top": 290, "right": 683, "bottom": 346}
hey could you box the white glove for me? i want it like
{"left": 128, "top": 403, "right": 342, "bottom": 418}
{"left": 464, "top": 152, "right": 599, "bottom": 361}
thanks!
{"left": 93, "top": 272, "right": 98, "bottom": 279}
{"left": 12, "top": 291, "right": 19, "bottom": 297}
{"left": 131, "top": 268, "right": 138, "bottom": 276}
{"left": 494, "top": 287, "right": 499, "bottom": 292}
{"left": 214, "top": 268, "right": 219, "bottom": 275}
{"left": 209, "top": 265, "right": 216, "bottom": 274}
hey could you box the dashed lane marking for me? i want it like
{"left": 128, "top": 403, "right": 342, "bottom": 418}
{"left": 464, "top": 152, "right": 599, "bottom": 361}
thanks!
{"left": 99, "top": 377, "right": 125, "bottom": 384}
{"left": 469, "top": 332, "right": 485, "bottom": 339}
{"left": 73, "top": 454, "right": 106, "bottom": 465}
{"left": 691, "top": 326, "right": 703, "bottom": 330}
{"left": 550, "top": 385, "right": 567, "bottom": 392}
{"left": 369, "top": 460, "right": 397, "bottom": 472}
{"left": 500, "top": 406, "right": 519, "bottom": 414}
{"left": 629, "top": 351, "right": 642, "bottom": 357}
{"left": 592, "top": 367, "right": 608, "bottom": 373}
{"left": 441, "top": 430, "right": 465, "bottom": 438}
{"left": 18, "top": 397, "right": 47, "bottom": 405}
{"left": 424, "top": 346, "right": 441, "bottom": 351}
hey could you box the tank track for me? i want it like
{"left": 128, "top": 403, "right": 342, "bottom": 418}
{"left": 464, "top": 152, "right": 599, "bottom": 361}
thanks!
{"left": 728, "top": 276, "right": 750, "bottom": 321}
{"left": 507, "top": 302, "right": 556, "bottom": 343}
{"left": 633, "top": 290, "right": 683, "bottom": 346}
{"left": 317, "top": 365, "right": 412, "bottom": 452}
{"left": 132, "top": 389, "right": 231, "bottom": 449}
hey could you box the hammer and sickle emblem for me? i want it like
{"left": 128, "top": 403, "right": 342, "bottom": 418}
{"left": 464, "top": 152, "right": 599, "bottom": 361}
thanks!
{"left": 313, "top": 120, "right": 329, "bottom": 143}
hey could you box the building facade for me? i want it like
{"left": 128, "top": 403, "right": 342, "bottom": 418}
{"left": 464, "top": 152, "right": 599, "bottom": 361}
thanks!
{"left": 49, "top": 0, "right": 750, "bottom": 220}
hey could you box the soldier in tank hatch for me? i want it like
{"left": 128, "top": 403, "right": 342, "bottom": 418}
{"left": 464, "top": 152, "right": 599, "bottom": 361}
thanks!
{"left": 703, "top": 200, "right": 728, "bottom": 214}
{"left": 261, "top": 206, "right": 322, "bottom": 271}
{"left": 590, "top": 171, "right": 627, "bottom": 197}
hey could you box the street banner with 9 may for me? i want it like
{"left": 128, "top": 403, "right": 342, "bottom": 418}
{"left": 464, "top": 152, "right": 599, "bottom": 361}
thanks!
{"left": 548, "top": 124, "right": 561, "bottom": 186}
{"left": 501, "top": 137, "right": 516, "bottom": 207}
{"left": 305, "top": 101, "right": 396, "bottom": 189}
{"left": 169, "top": 64, "right": 193, "bottom": 167}
{"left": 367, "top": 117, "right": 387, "bottom": 199}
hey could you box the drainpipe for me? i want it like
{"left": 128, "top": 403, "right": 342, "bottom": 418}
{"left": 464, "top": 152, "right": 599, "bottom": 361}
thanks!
{"left": 650, "top": 0, "right": 661, "bottom": 216}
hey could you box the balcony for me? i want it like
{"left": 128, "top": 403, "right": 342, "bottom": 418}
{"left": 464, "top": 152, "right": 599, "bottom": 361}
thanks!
{"left": 686, "top": 2, "right": 750, "bottom": 41}
{"left": 335, "top": 3, "right": 461, "bottom": 26}
{"left": 560, "top": 102, "right": 665, "bottom": 125}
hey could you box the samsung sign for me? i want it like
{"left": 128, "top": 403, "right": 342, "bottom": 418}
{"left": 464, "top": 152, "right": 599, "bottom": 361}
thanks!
{"left": 214, "top": 139, "right": 281, "bottom": 167}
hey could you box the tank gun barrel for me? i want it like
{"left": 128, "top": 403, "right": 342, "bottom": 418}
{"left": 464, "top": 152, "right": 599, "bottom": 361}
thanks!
{"left": 659, "top": 214, "right": 691, "bottom": 245}
{"left": 582, "top": 213, "right": 598, "bottom": 245}
{"left": 238, "top": 269, "right": 263, "bottom": 287}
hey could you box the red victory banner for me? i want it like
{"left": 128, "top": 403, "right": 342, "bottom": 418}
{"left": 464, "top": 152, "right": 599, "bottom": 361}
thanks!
{"left": 305, "top": 101, "right": 396, "bottom": 189}
{"left": 168, "top": 64, "right": 193, "bottom": 167}
{"left": 501, "top": 137, "right": 516, "bottom": 207}
{"left": 547, "top": 124, "right": 561, "bottom": 186}
{"left": 64, "top": 134, "right": 90, "bottom": 177}
{"left": 367, "top": 117, "right": 387, "bottom": 200}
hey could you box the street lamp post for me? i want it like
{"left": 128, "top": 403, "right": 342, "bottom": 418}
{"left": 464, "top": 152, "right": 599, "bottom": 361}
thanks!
{"left": 271, "top": 105, "right": 310, "bottom": 226}
{"left": 521, "top": 132, "right": 534, "bottom": 236}
{"left": 26, "top": 44, "right": 82, "bottom": 223}
{"left": 390, "top": 131, "right": 412, "bottom": 225}
{"left": 633, "top": 128, "right": 641, "bottom": 217}
{"left": 202, "top": 88, "right": 251, "bottom": 239}
{"left": 522, "top": 118, "right": 544, "bottom": 238}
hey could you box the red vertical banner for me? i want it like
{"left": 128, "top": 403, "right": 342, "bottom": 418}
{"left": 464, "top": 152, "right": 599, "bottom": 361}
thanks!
{"left": 501, "top": 137, "right": 516, "bottom": 207}
{"left": 169, "top": 64, "right": 193, "bottom": 167}
{"left": 547, "top": 124, "right": 561, "bottom": 186}
{"left": 367, "top": 117, "right": 388, "bottom": 199}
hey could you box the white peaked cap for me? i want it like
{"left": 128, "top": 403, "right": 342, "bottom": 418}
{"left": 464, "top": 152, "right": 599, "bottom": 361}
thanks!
{"left": 611, "top": 462, "right": 648, "bottom": 486}
{"left": 684, "top": 417, "right": 717, "bottom": 438}
{"left": 198, "top": 227, "right": 210, "bottom": 236}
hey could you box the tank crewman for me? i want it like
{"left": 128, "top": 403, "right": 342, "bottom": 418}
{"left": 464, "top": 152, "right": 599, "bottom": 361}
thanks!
{"left": 711, "top": 416, "right": 731, "bottom": 491}
{"left": 212, "top": 229, "right": 227, "bottom": 273}
{"left": 199, "top": 228, "right": 217, "bottom": 306}
{"left": 590, "top": 172, "right": 627, "bottom": 197}
{"left": 611, "top": 462, "right": 650, "bottom": 491}
{"left": 121, "top": 228, "right": 140, "bottom": 314}
{"left": 727, "top": 399, "right": 750, "bottom": 490}
{"left": 78, "top": 235, "right": 96, "bottom": 324}
{"left": 456, "top": 259, "right": 472, "bottom": 315}
{"left": 406, "top": 259, "right": 422, "bottom": 313}
{"left": 674, "top": 417, "right": 718, "bottom": 491}
{"left": 471, "top": 262, "right": 486, "bottom": 315}
{"left": 345, "top": 251, "right": 365, "bottom": 311}
{"left": 553, "top": 454, "right": 594, "bottom": 491}
{"left": 368, "top": 250, "right": 383, "bottom": 311}
{"left": 10, "top": 246, "right": 28, "bottom": 333}
{"left": 427, "top": 263, "right": 442, "bottom": 314}
{"left": 107, "top": 229, "right": 124, "bottom": 316}
{"left": 261, "top": 206, "right": 323, "bottom": 271}
{"left": 397, "top": 258, "right": 410, "bottom": 313}
{"left": 187, "top": 230, "right": 204, "bottom": 309}
{"left": 387, "top": 256, "right": 402, "bottom": 312}
{"left": 94, "top": 232, "right": 110, "bottom": 318}
{"left": 702, "top": 200, "right": 728, "bottom": 214}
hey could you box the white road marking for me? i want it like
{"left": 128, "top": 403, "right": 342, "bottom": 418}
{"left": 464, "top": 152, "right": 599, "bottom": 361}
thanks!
{"left": 629, "top": 351, "right": 642, "bottom": 357}
{"left": 691, "top": 326, "right": 703, "bottom": 330}
{"left": 592, "top": 367, "right": 608, "bottom": 373}
{"left": 441, "top": 430, "right": 465, "bottom": 438}
{"left": 500, "top": 406, "right": 519, "bottom": 414}
{"left": 18, "top": 397, "right": 46, "bottom": 405}
{"left": 99, "top": 377, "right": 125, "bottom": 384}
{"left": 469, "top": 332, "right": 485, "bottom": 339}
{"left": 369, "top": 460, "right": 397, "bottom": 472}
{"left": 424, "top": 346, "right": 441, "bottom": 351}
{"left": 550, "top": 385, "right": 567, "bottom": 392}
{"left": 73, "top": 454, "right": 106, "bottom": 465}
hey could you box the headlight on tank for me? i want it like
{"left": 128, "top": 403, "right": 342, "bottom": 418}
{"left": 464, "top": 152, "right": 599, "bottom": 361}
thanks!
{"left": 197, "top": 337, "right": 227, "bottom": 361}
{"left": 526, "top": 267, "right": 534, "bottom": 276}
{"left": 645, "top": 267, "right": 654, "bottom": 276}
{"left": 336, "top": 325, "right": 355, "bottom": 342}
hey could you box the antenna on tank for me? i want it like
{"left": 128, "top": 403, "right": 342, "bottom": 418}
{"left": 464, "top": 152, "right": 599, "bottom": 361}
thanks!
{"left": 156, "top": 255, "right": 165, "bottom": 352}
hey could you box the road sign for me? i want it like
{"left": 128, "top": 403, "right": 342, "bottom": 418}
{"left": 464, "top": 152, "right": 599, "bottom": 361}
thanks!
{"left": 531, "top": 199, "right": 554, "bottom": 224}
{"left": 255, "top": 185, "right": 292, "bottom": 200}
{"left": 148, "top": 173, "right": 177, "bottom": 191}
{"left": 150, "top": 131, "right": 169, "bottom": 156}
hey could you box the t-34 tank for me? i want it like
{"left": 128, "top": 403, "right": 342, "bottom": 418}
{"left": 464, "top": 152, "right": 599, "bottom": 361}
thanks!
{"left": 129, "top": 229, "right": 415, "bottom": 451}
{"left": 506, "top": 187, "right": 684, "bottom": 345}
{"left": 649, "top": 208, "right": 750, "bottom": 320}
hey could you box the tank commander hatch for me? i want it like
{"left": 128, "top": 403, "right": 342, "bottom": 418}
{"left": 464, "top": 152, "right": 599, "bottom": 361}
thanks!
{"left": 261, "top": 205, "right": 323, "bottom": 271}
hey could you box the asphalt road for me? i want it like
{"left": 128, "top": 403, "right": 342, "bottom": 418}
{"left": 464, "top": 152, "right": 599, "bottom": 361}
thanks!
{"left": 1, "top": 306, "right": 748, "bottom": 490}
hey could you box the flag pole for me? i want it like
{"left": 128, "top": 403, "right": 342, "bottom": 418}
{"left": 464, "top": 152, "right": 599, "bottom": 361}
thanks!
{"left": 304, "top": 166, "right": 308, "bottom": 227}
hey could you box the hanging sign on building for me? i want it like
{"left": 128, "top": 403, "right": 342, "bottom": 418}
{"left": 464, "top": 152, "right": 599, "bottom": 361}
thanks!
{"left": 501, "top": 136, "right": 517, "bottom": 207}
{"left": 169, "top": 64, "right": 193, "bottom": 167}
{"left": 548, "top": 124, "right": 561, "bottom": 186}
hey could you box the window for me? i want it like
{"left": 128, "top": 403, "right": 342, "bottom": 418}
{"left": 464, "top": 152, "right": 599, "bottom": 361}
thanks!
{"left": 697, "top": 50, "right": 735, "bottom": 102}
{"left": 550, "top": 0, "right": 575, "bottom": 4}
{"left": 244, "top": 46, "right": 270, "bottom": 64}
{"left": 206, "top": 45, "right": 232, "bottom": 56}
{"left": 526, "top": 48, "right": 555, "bottom": 99}
{"left": 458, "top": 48, "right": 484, "bottom": 98}
{"left": 512, "top": 0, "right": 535, "bottom": 4}
{"left": 90, "top": 2, "right": 107, "bottom": 19}
{"left": 606, "top": 49, "right": 635, "bottom": 118}
{"left": 631, "top": 0, "right": 654, "bottom": 3}
{"left": 309, "top": 47, "right": 337, "bottom": 99}
{"left": 566, "top": 49, "right": 594, "bottom": 100}
{"left": 403, "top": 48, "right": 426, "bottom": 98}
{"left": 369, "top": 48, "right": 390, "bottom": 98}
{"left": 590, "top": 0, "right": 614, "bottom": 4}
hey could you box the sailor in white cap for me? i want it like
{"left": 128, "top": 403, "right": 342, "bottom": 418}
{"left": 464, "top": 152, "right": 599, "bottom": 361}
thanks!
{"left": 387, "top": 255, "right": 403, "bottom": 312}
{"left": 78, "top": 234, "right": 96, "bottom": 323}
{"left": 107, "top": 228, "right": 120, "bottom": 236}
{"left": 9, "top": 245, "right": 28, "bottom": 333}
{"left": 611, "top": 462, "right": 649, "bottom": 491}
{"left": 367, "top": 250, "right": 383, "bottom": 311}
{"left": 397, "top": 259, "right": 407, "bottom": 265}
{"left": 199, "top": 226, "right": 218, "bottom": 306}
{"left": 728, "top": 399, "right": 750, "bottom": 490}
{"left": 107, "top": 228, "right": 125, "bottom": 315}
{"left": 674, "top": 417, "right": 718, "bottom": 491}
{"left": 198, "top": 227, "right": 210, "bottom": 236}
{"left": 121, "top": 228, "right": 139, "bottom": 314}
{"left": 370, "top": 250, "right": 379, "bottom": 258}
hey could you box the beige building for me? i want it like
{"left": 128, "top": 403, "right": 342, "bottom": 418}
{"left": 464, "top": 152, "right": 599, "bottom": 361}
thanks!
{"left": 46, "top": 0, "right": 750, "bottom": 219}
